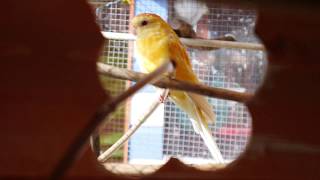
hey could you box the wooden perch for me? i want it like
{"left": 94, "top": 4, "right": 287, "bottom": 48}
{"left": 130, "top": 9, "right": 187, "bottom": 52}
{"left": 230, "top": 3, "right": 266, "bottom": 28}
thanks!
{"left": 97, "top": 63, "right": 253, "bottom": 103}
{"left": 180, "top": 37, "right": 265, "bottom": 51}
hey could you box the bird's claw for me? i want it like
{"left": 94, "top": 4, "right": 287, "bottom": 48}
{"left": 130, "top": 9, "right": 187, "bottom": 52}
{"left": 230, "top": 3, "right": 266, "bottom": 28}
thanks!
{"left": 159, "top": 94, "right": 166, "bottom": 103}
{"left": 159, "top": 90, "right": 169, "bottom": 103}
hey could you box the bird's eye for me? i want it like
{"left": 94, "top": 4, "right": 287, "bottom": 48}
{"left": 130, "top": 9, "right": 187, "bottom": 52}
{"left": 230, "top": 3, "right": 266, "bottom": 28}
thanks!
{"left": 141, "top": 20, "right": 148, "bottom": 26}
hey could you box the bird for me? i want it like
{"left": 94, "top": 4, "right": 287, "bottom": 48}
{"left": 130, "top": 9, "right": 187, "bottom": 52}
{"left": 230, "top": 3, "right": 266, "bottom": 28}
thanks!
{"left": 168, "top": 0, "right": 208, "bottom": 39}
{"left": 169, "top": 0, "right": 236, "bottom": 51}
{"left": 131, "top": 13, "right": 224, "bottom": 163}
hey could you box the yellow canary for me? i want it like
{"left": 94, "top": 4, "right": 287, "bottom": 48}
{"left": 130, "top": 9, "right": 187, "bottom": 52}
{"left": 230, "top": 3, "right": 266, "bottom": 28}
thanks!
{"left": 132, "top": 13, "right": 224, "bottom": 163}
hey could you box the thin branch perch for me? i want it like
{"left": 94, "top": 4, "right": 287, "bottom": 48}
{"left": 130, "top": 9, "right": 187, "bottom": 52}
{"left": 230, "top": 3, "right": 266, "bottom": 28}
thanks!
{"left": 97, "top": 63, "right": 253, "bottom": 103}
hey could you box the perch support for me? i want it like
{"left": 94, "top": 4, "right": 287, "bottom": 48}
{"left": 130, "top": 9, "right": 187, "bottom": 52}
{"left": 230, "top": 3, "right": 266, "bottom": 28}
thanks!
{"left": 51, "top": 61, "right": 172, "bottom": 179}
{"left": 98, "top": 89, "right": 170, "bottom": 162}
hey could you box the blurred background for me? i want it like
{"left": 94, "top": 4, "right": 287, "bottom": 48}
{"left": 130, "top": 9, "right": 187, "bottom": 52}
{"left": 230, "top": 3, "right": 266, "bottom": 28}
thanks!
{"left": 89, "top": 0, "right": 267, "bottom": 175}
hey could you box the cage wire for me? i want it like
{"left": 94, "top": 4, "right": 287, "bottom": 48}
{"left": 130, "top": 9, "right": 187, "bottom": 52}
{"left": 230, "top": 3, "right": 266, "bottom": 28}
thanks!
{"left": 90, "top": 0, "right": 131, "bottom": 162}
{"left": 89, "top": 0, "right": 267, "bottom": 175}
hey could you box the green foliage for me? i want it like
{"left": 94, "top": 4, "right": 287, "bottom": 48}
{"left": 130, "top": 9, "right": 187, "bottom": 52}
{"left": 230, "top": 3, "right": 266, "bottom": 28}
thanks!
{"left": 97, "top": 54, "right": 128, "bottom": 160}
{"left": 100, "top": 132, "right": 124, "bottom": 159}
{"left": 99, "top": 75, "right": 126, "bottom": 95}
{"left": 100, "top": 132, "right": 123, "bottom": 145}
{"left": 111, "top": 149, "right": 124, "bottom": 159}
{"left": 98, "top": 55, "right": 128, "bottom": 96}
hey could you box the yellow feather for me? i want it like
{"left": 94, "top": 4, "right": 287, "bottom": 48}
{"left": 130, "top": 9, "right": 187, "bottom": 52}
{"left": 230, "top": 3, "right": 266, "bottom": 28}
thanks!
{"left": 132, "top": 13, "right": 223, "bottom": 162}
{"left": 132, "top": 13, "right": 213, "bottom": 124}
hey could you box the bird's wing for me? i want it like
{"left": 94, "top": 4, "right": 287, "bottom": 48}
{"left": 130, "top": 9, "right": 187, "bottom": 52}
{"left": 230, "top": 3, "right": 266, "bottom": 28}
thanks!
{"left": 168, "top": 34, "right": 192, "bottom": 69}
{"left": 167, "top": 34, "right": 201, "bottom": 85}
{"left": 166, "top": 28, "right": 222, "bottom": 162}
{"left": 168, "top": 35, "right": 215, "bottom": 124}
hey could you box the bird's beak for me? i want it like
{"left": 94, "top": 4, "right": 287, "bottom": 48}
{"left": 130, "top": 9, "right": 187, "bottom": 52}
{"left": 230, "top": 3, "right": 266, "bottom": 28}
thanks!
{"left": 131, "top": 20, "right": 137, "bottom": 35}
{"left": 132, "top": 28, "right": 137, "bottom": 35}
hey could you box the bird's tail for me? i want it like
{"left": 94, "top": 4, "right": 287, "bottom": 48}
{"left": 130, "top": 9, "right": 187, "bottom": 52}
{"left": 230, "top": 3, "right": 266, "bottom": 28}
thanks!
{"left": 198, "top": 119, "right": 224, "bottom": 163}
{"left": 170, "top": 91, "right": 224, "bottom": 163}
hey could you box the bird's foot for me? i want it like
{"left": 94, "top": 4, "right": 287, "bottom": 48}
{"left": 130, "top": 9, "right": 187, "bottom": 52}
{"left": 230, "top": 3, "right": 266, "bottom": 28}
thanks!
{"left": 159, "top": 90, "right": 169, "bottom": 103}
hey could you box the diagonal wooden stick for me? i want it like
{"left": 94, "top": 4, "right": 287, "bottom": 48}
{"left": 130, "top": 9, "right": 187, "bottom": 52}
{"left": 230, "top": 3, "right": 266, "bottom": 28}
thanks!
{"left": 50, "top": 61, "right": 172, "bottom": 180}
{"left": 98, "top": 89, "right": 169, "bottom": 162}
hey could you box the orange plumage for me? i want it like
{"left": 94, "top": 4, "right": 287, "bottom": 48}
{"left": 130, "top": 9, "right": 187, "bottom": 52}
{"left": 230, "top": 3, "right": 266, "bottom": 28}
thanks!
{"left": 132, "top": 13, "right": 224, "bottom": 163}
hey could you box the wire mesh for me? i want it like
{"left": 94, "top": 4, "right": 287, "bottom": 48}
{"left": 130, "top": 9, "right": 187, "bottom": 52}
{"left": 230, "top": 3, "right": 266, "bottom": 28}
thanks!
{"left": 98, "top": 40, "right": 129, "bottom": 162}
{"left": 89, "top": 0, "right": 267, "bottom": 175}
{"left": 163, "top": 0, "right": 265, "bottom": 160}
{"left": 90, "top": 0, "right": 131, "bottom": 162}
{"left": 93, "top": 0, "right": 130, "bottom": 33}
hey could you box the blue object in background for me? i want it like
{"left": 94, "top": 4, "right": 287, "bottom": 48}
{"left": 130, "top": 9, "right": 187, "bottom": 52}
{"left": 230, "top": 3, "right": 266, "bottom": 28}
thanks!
{"left": 135, "top": 0, "right": 168, "bottom": 20}
{"left": 128, "top": 127, "right": 163, "bottom": 160}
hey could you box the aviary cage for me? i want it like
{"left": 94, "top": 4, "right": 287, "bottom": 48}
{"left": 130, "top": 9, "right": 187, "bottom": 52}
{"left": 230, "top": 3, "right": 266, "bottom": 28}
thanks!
{"left": 89, "top": 0, "right": 267, "bottom": 175}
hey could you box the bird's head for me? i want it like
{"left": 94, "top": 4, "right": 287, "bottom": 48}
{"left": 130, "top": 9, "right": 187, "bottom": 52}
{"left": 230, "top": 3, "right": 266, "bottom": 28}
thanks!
{"left": 131, "top": 13, "right": 171, "bottom": 36}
